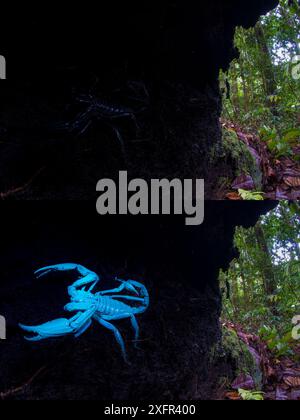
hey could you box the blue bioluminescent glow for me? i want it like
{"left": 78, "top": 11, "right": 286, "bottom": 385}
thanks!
{"left": 19, "top": 264, "right": 149, "bottom": 363}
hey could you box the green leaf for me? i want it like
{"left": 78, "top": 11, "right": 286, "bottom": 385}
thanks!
{"left": 238, "top": 389, "right": 264, "bottom": 401}
{"left": 238, "top": 189, "right": 265, "bottom": 201}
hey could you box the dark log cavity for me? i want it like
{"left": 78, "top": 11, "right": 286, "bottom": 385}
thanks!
{"left": 0, "top": 201, "right": 276, "bottom": 399}
{"left": 0, "top": 1, "right": 278, "bottom": 198}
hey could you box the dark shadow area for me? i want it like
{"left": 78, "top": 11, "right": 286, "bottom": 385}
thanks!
{"left": 0, "top": 1, "right": 278, "bottom": 199}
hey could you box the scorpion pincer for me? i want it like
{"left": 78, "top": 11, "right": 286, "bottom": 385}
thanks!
{"left": 19, "top": 263, "right": 149, "bottom": 363}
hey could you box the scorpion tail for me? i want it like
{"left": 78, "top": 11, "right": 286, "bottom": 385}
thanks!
{"left": 127, "top": 280, "right": 149, "bottom": 314}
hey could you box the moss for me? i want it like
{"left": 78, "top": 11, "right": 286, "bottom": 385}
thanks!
{"left": 210, "top": 127, "right": 262, "bottom": 189}
{"left": 219, "top": 327, "right": 262, "bottom": 389}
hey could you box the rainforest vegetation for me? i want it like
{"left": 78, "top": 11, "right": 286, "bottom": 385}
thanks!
{"left": 220, "top": 201, "right": 300, "bottom": 400}
{"left": 220, "top": 0, "right": 300, "bottom": 200}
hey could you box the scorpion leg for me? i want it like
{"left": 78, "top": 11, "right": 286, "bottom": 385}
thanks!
{"left": 129, "top": 114, "right": 140, "bottom": 137}
{"left": 68, "top": 273, "right": 100, "bottom": 296}
{"left": 129, "top": 315, "right": 140, "bottom": 349}
{"left": 77, "top": 119, "right": 92, "bottom": 137}
{"left": 53, "top": 116, "right": 82, "bottom": 134}
{"left": 74, "top": 319, "right": 92, "bottom": 338}
{"left": 93, "top": 315, "right": 128, "bottom": 364}
{"left": 112, "top": 112, "right": 140, "bottom": 136}
{"left": 102, "top": 313, "right": 140, "bottom": 349}
{"left": 53, "top": 109, "right": 92, "bottom": 136}
{"left": 106, "top": 122, "right": 127, "bottom": 159}
{"left": 63, "top": 303, "right": 95, "bottom": 336}
{"left": 87, "top": 280, "right": 99, "bottom": 292}
{"left": 72, "top": 107, "right": 96, "bottom": 136}
{"left": 64, "top": 301, "right": 95, "bottom": 313}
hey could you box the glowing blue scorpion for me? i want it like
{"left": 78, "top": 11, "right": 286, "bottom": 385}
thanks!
{"left": 19, "top": 263, "right": 149, "bottom": 363}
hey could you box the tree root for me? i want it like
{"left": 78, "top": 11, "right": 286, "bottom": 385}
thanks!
{"left": 0, "top": 366, "right": 47, "bottom": 400}
{"left": 0, "top": 167, "right": 45, "bottom": 200}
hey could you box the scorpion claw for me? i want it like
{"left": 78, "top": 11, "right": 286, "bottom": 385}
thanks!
{"left": 35, "top": 269, "right": 51, "bottom": 279}
{"left": 24, "top": 335, "right": 43, "bottom": 342}
{"left": 34, "top": 266, "right": 58, "bottom": 279}
{"left": 19, "top": 323, "right": 35, "bottom": 332}
{"left": 35, "top": 264, "right": 85, "bottom": 279}
{"left": 19, "top": 324, "right": 41, "bottom": 341}
{"left": 19, "top": 317, "right": 79, "bottom": 341}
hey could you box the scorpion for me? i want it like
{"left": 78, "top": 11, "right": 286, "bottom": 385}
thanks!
{"left": 19, "top": 263, "right": 149, "bottom": 363}
{"left": 54, "top": 81, "right": 150, "bottom": 159}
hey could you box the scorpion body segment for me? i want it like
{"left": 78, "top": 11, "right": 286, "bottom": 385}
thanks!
{"left": 77, "top": 94, "right": 135, "bottom": 118}
{"left": 19, "top": 264, "right": 149, "bottom": 363}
